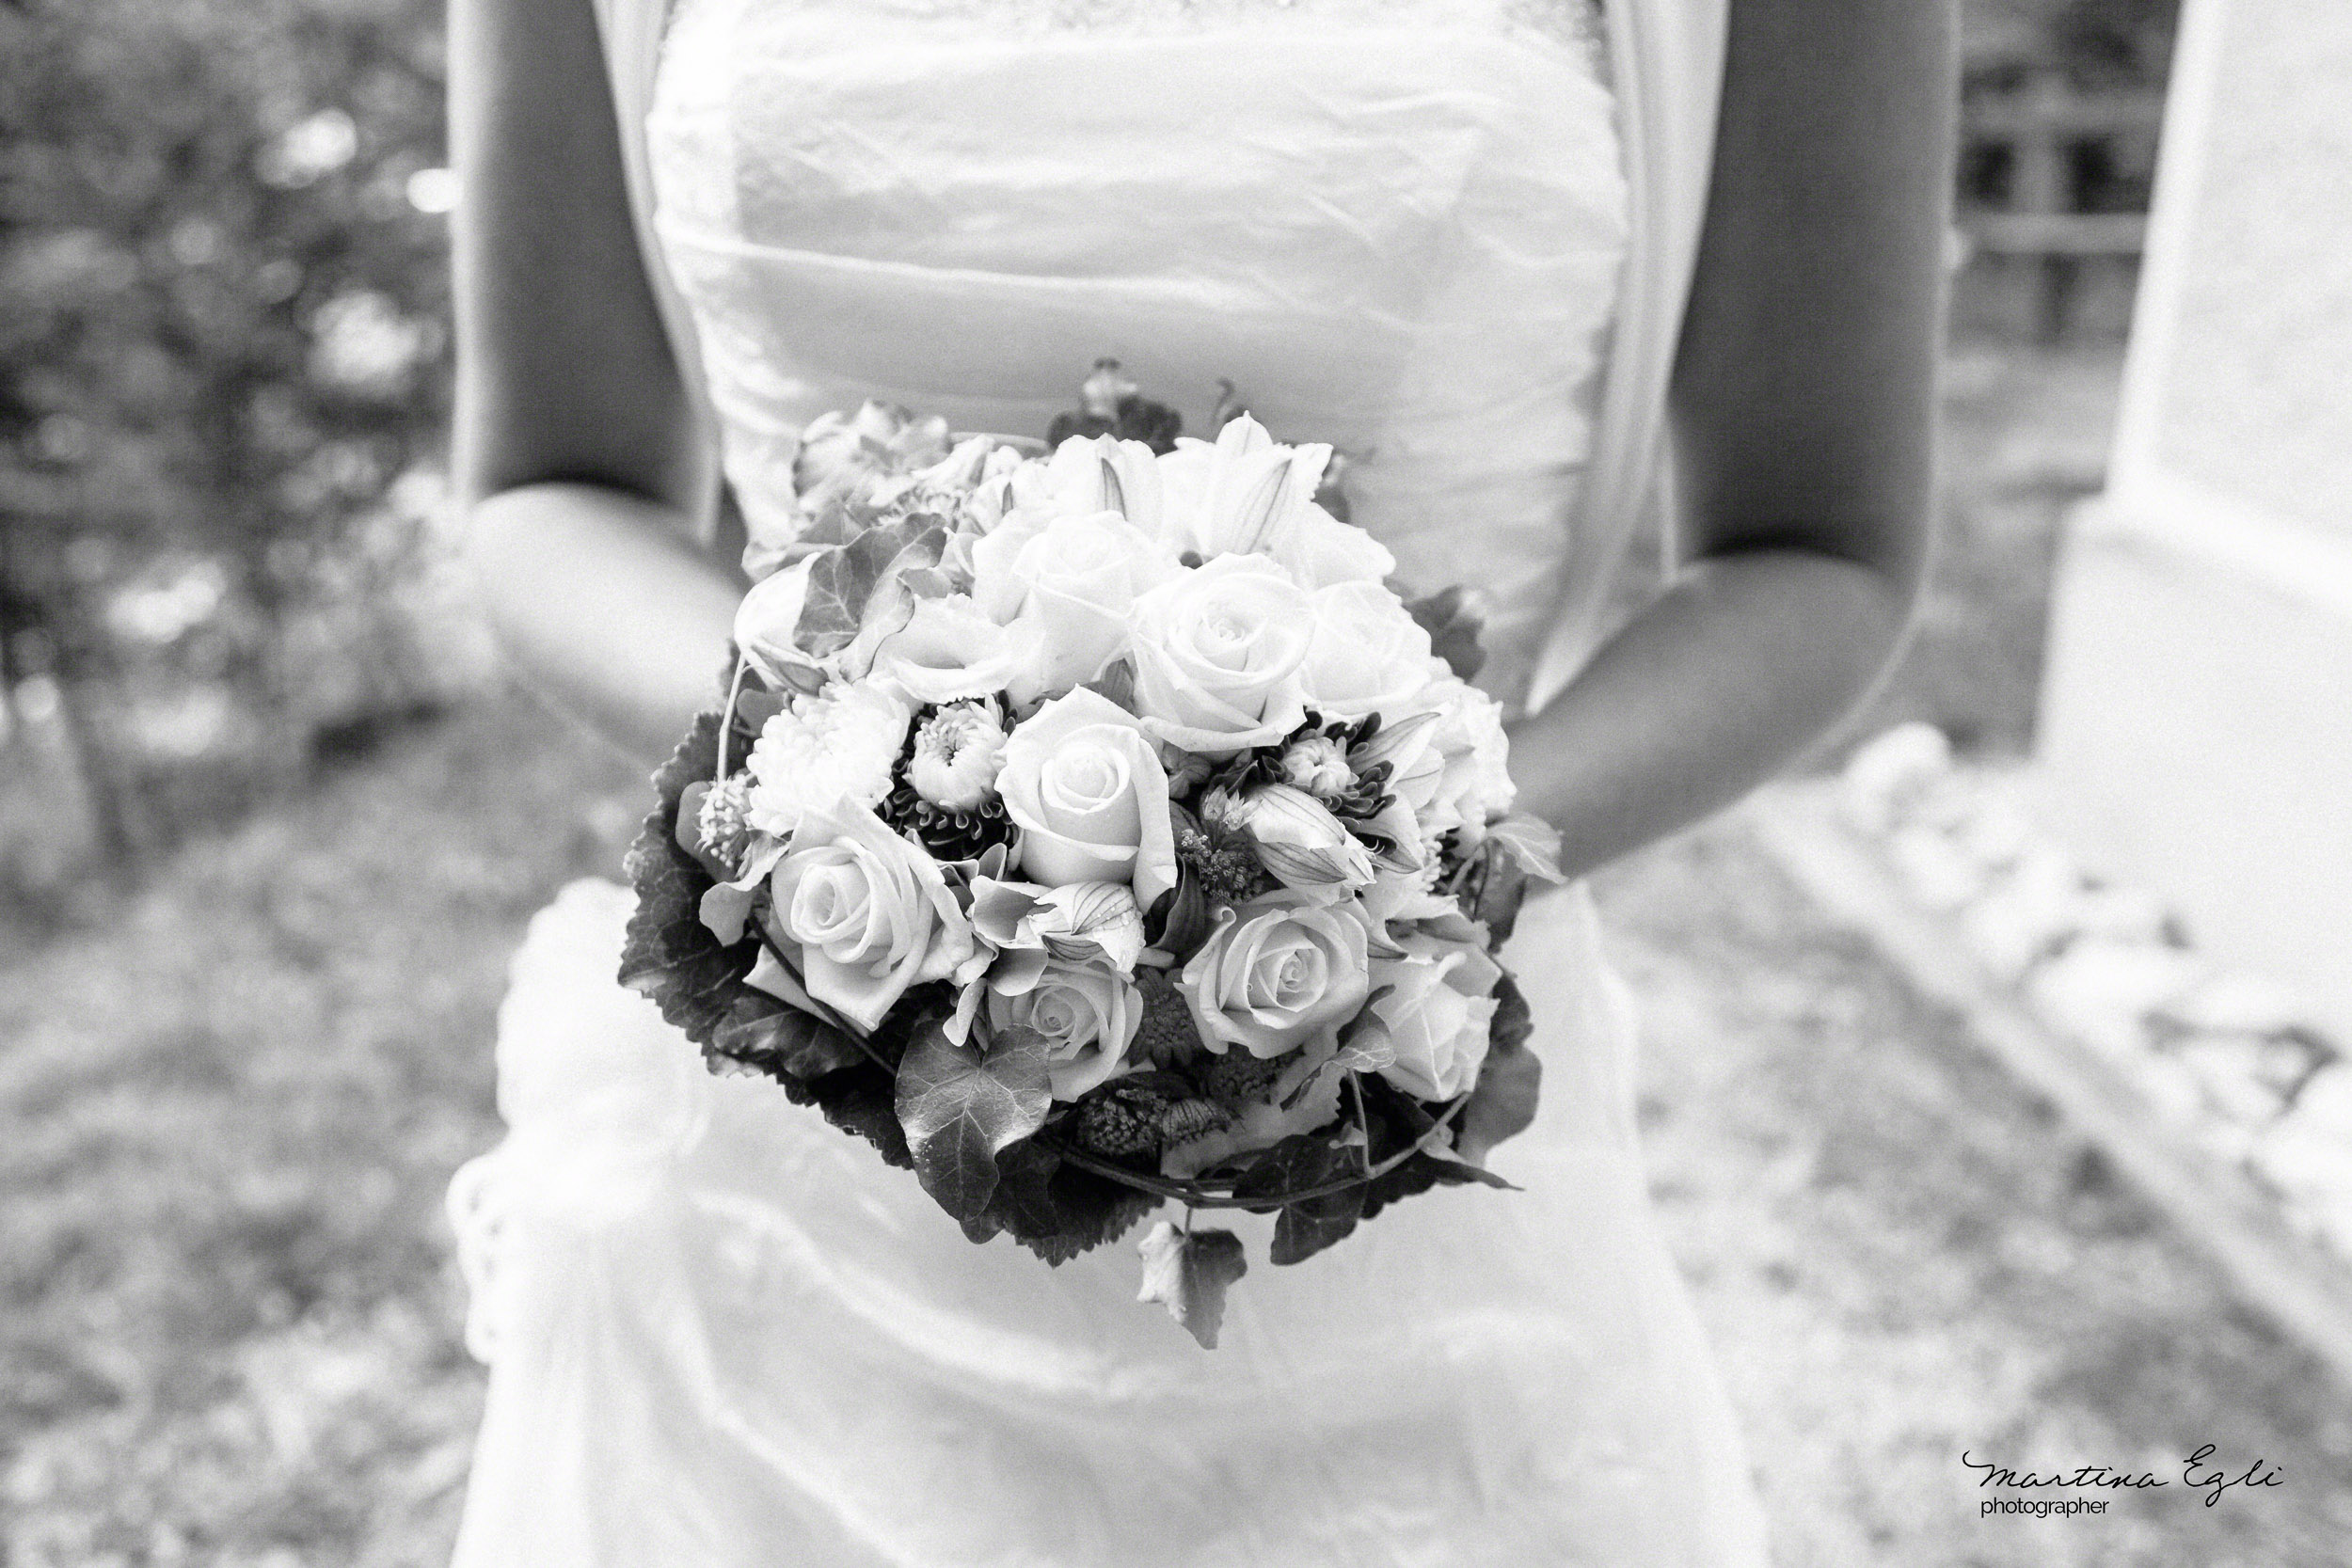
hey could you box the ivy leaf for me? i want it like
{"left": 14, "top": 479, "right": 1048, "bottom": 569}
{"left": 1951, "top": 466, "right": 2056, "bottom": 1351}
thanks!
{"left": 1486, "top": 813, "right": 1567, "bottom": 885}
{"left": 900, "top": 563, "right": 958, "bottom": 600}
{"left": 1455, "top": 976, "right": 1540, "bottom": 1165}
{"left": 1136, "top": 1222, "right": 1248, "bottom": 1349}
{"left": 1401, "top": 584, "right": 1487, "bottom": 683}
{"left": 619, "top": 711, "right": 753, "bottom": 1046}
{"left": 733, "top": 685, "right": 787, "bottom": 734}
{"left": 1227, "top": 1132, "right": 1369, "bottom": 1265}
{"left": 794, "top": 515, "right": 949, "bottom": 659}
{"left": 990, "top": 1136, "right": 1070, "bottom": 1242}
{"left": 894, "top": 1022, "right": 1052, "bottom": 1222}
{"left": 709, "top": 991, "right": 866, "bottom": 1086}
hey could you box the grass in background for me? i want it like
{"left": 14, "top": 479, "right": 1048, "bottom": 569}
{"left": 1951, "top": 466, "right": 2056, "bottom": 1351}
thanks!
{"left": 1, "top": 698, "right": 642, "bottom": 1567}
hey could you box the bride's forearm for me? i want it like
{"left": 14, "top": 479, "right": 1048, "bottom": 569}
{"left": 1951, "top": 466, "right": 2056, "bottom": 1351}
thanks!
{"left": 467, "top": 482, "right": 743, "bottom": 764}
{"left": 1506, "top": 546, "right": 1916, "bottom": 880}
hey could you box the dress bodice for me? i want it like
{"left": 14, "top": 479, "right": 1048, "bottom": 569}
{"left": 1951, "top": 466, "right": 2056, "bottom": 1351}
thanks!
{"left": 645, "top": 0, "right": 1628, "bottom": 712}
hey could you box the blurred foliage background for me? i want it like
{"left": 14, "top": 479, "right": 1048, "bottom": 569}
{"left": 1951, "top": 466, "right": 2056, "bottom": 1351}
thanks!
{"left": 0, "top": 0, "right": 2177, "bottom": 917}
{"left": 2, "top": 0, "right": 477, "bottom": 918}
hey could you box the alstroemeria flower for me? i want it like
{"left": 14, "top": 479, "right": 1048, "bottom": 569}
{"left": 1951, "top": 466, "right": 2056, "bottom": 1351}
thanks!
{"left": 969, "top": 879, "right": 1147, "bottom": 991}
{"left": 791, "top": 400, "right": 955, "bottom": 515}
{"left": 1233, "top": 784, "right": 1375, "bottom": 900}
{"left": 1152, "top": 415, "right": 1393, "bottom": 587}
{"left": 869, "top": 594, "right": 1051, "bottom": 708}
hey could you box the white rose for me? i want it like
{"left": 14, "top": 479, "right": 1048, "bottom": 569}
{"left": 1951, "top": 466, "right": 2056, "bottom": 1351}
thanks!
{"left": 868, "top": 594, "right": 1050, "bottom": 707}
{"left": 970, "top": 506, "right": 1173, "bottom": 696}
{"left": 1297, "top": 579, "right": 1436, "bottom": 720}
{"left": 988, "top": 958, "right": 1142, "bottom": 1101}
{"left": 1366, "top": 928, "right": 1503, "bottom": 1101}
{"left": 997, "top": 688, "right": 1180, "bottom": 909}
{"left": 1379, "top": 673, "right": 1517, "bottom": 845}
{"left": 1427, "top": 677, "right": 1517, "bottom": 844}
{"left": 1181, "top": 890, "right": 1375, "bottom": 1059}
{"left": 1127, "top": 553, "right": 1312, "bottom": 755}
{"left": 743, "top": 680, "right": 912, "bottom": 839}
{"left": 763, "top": 798, "right": 977, "bottom": 1033}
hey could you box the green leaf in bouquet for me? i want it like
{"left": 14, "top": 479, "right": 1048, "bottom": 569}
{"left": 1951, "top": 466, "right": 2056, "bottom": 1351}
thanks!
{"left": 1455, "top": 975, "right": 1539, "bottom": 1165}
{"left": 1083, "top": 657, "right": 1137, "bottom": 714}
{"left": 1356, "top": 1071, "right": 1440, "bottom": 1157}
{"left": 1136, "top": 1222, "right": 1248, "bottom": 1349}
{"left": 990, "top": 1136, "right": 1070, "bottom": 1242}
{"left": 1469, "top": 849, "right": 1531, "bottom": 945}
{"left": 794, "top": 515, "right": 949, "bottom": 659}
{"left": 1401, "top": 583, "right": 1487, "bottom": 683}
{"left": 710, "top": 991, "right": 866, "bottom": 1086}
{"left": 620, "top": 711, "right": 755, "bottom": 1046}
{"left": 672, "top": 779, "right": 733, "bottom": 881}
{"left": 1354, "top": 1145, "right": 1515, "bottom": 1224}
{"left": 818, "top": 1065, "right": 914, "bottom": 1169}
{"left": 895, "top": 1022, "right": 1053, "bottom": 1222}
{"left": 900, "top": 563, "right": 958, "bottom": 600}
{"left": 733, "top": 684, "right": 787, "bottom": 735}
{"left": 1231, "top": 1132, "right": 1369, "bottom": 1265}
{"left": 1142, "top": 864, "right": 1214, "bottom": 963}
{"left": 1486, "top": 812, "right": 1567, "bottom": 885}
{"left": 1415, "top": 1153, "right": 1521, "bottom": 1192}
{"left": 992, "top": 1138, "right": 1165, "bottom": 1265}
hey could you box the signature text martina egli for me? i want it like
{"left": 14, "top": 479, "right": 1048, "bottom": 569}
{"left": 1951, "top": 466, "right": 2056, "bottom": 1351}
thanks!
{"left": 1962, "top": 1447, "right": 2284, "bottom": 1517}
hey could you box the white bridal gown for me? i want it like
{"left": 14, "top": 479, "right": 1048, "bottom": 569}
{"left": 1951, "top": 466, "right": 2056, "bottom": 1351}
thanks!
{"left": 446, "top": 0, "right": 1771, "bottom": 1561}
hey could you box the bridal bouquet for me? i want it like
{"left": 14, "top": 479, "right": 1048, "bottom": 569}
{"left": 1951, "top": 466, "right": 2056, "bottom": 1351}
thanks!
{"left": 621, "top": 366, "right": 1563, "bottom": 1346}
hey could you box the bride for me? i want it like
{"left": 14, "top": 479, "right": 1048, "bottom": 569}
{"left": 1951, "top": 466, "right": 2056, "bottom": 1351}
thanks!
{"left": 440, "top": 0, "right": 1947, "bottom": 1560}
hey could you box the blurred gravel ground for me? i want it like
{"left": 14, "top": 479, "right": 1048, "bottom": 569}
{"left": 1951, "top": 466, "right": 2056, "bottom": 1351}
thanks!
{"left": 10, "top": 344, "right": 2347, "bottom": 1565}
{"left": 1602, "top": 823, "right": 2352, "bottom": 1565}
{"left": 1, "top": 699, "right": 645, "bottom": 1568}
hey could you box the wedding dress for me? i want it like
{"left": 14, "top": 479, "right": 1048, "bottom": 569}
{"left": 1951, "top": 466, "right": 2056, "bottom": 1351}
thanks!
{"left": 446, "top": 0, "right": 1771, "bottom": 1560}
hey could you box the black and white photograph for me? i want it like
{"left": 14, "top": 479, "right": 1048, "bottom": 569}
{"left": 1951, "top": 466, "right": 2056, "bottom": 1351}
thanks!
{"left": 5, "top": 0, "right": 2349, "bottom": 1561}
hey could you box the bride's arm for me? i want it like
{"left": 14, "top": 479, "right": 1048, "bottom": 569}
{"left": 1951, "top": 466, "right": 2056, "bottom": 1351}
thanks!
{"left": 1507, "top": 0, "right": 1953, "bottom": 878}
{"left": 451, "top": 0, "right": 740, "bottom": 762}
